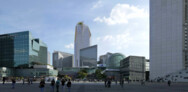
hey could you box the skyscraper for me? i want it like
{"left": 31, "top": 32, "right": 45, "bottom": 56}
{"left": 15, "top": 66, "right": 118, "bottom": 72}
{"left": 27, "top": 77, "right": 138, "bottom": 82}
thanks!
{"left": 48, "top": 51, "right": 51, "bottom": 65}
{"left": 74, "top": 22, "right": 91, "bottom": 67}
{"left": 150, "top": 0, "right": 187, "bottom": 79}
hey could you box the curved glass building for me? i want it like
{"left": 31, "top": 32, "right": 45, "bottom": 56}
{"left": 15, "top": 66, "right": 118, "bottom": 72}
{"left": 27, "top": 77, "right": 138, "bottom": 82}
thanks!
{"left": 74, "top": 22, "right": 91, "bottom": 67}
{"left": 106, "top": 53, "right": 125, "bottom": 69}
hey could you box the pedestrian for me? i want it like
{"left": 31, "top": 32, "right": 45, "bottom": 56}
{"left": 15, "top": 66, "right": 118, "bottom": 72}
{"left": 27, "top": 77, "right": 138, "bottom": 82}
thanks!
{"left": 128, "top": 80, "right": 130, "bottom": 84}
{"left": 141, "top": 80, "right": 145, "bottom": 85}
{"left": 115, "top": 80, "right": 117, "bottom": 85}
{"left": 56, "top": 78, "right": 60, "bottom": 92}
{"left": 104, "top": 79, "right": 107, "bottom": 87}
{"left": 121, "top": 79, "right": 124, "bottom": 88}
{"left": 22, "top": 77, "right": 25, "bottom": 85}
{"left": 107, "top": 79, "right": 111, "bottom": 88}
{"left": 51, "top": 79, "right": 55, "bottom": 92}
{"left": 168, "top": 80, "right": 171, "bottom": 86}
{"left": 61, "top": 78, "right": 66, "bottom": 92}
{"left": 11, "top": 78, "right": 16, "bottom": 89}
{"left": 28, "top": 78, "right": 30, "bottom": 85}
{"left": 67, "top": 79, "right": 71, "bottom": 92}
{"left": 30, "top": 77, "right": 33, "bottom": 84}
{"left": 39, "top": 78, "right": 45, "bottom": 92}
{"left": 2, "top": 77, "right": 6, "bottom": 84}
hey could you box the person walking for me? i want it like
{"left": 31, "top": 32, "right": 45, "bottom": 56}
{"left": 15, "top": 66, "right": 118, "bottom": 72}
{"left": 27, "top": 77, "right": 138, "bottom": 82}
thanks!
{"left": 28, "top": 78, "right": 30, "bottom": 85}
{"left": 104, "top": 79, "right": 107, "bottom": 87}
{"left": 51, "top": 79, "right": 55, "bottom": 92}
{"left": 121, "top": 79, "right": 124, "bottom": 88}
{"left": 141, "top": 80, "right": 145, "bottom": 85}
{"left": 67, "top": 79, "right": 71, "bottom": 92}
{"left": 107, "top": 79, "right": 111, "bottom": 88}
{"left": 61, "top": 78, "right": 65, "bottom": 92}
{"left": 2, "top": 77, "right": 6, "bottom": 84}
{"left": 11, "top": 78, "right": 16, "bottom": 89}
{"left": 168, "top": 80, "right": 171, "bottom": 86}
{"left": 39, "top": 78, "right": 45, "bottom": 92}
{"left": 30, "top": 77, "right": 33, "bottom": 84}
{"left": 56, "top": 78, "right": 60, "bottom": 92}
{"left": 22, "top": 78, "right": 25, "bottom": 85}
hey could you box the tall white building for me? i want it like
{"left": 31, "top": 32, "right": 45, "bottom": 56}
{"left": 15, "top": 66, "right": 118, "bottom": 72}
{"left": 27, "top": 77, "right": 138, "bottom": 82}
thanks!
{"left": 150, "top": 0, "right": 187, "bottom": 79}
{"left": 48, "top": 51, "right": 51, "bottom": 65}
{"left": 74, "top": 22, "right": 91, "bottom": 67}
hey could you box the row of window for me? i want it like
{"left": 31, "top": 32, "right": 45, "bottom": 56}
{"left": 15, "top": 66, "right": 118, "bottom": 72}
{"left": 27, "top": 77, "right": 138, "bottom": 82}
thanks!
{"left": 0, "top": 34, "right": 28, "bottom": 39}
{"left": 184, "top": 1, "right": 188, "bottom": 66}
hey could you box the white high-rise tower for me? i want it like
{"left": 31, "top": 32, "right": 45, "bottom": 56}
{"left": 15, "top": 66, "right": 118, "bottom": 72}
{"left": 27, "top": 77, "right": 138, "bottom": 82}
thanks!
{"left": 150, "top": 0, "right": 188, "bottom": 79}
{"left": 74, "top": 22, "right": 91, "bottom": 67}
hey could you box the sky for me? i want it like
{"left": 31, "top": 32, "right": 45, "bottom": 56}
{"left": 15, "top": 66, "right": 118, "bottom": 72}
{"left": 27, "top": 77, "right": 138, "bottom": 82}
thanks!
{"left": 0, "top": 0, "right": 149, "bottom": 59}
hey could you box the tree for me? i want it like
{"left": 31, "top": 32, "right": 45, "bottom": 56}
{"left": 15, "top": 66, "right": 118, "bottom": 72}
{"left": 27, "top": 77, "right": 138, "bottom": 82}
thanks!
{"left": 64, "top": 75, "right": 71, "bottom": 80}
{"left": 78, "top": 69, "right": 88, "bottom": 79}
{"left": 95, "top": 69, "right": 106, "bottom": 79}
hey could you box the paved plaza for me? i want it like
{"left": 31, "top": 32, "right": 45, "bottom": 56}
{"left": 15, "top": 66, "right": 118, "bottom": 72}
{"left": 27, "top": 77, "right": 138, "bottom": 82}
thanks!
{"left": 1, "top": 82, "right": 188, "bottom": 92}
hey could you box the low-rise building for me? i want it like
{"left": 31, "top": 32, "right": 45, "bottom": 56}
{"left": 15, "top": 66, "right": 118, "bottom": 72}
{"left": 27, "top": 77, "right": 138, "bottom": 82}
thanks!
{"left": 100, "top": 53, "right": 125, "bottom": 80}
{"left": 0, "top": 31, "right": 58, "bottom": 77}
{"left": 53, "top": 51, "right": 73, "bottom": 70}
{"left": 120, "top": 56, "right": 146, "bottom": 81}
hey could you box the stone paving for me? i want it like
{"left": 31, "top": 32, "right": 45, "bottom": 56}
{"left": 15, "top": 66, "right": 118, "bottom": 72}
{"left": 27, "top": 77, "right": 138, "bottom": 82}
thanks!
{"left": 0, "top": 82, "right": 188, "bottom": 92}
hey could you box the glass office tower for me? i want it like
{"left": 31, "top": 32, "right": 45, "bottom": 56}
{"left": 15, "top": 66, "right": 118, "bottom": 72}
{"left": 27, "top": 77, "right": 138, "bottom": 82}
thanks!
{"left": 0, "top": 31, "right": 47, "bottom": 68}
{"left": 80, "top": 45, "right": 97, "bottom": 67}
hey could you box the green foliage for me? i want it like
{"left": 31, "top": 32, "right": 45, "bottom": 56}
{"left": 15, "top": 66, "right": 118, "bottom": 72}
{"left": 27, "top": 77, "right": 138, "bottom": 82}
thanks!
{"left": 64, "top": 75, "right": 71, "bottom": 80}
{"left": 78, "top": 69, "right": 88, "bottom": 79}
{"left": 95, "top": 69, "right": 106, "bottom": 79}
{"left": 31, "top": 62, "right": 43, "bottom": 65}
{"left": 81, "top": 69, "right": 87, "bottom": 73}
{"left": 78, "top": 22, "right": 83, "bottom": 25}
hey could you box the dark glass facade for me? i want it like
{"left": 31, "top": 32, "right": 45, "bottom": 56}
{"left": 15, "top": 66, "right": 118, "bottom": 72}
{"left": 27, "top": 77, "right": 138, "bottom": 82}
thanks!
{"left": 0, "top": 31, "right": 47, "bottom": 68}
{"left": 80, "top": 45, "right": 97, "bottom": 67}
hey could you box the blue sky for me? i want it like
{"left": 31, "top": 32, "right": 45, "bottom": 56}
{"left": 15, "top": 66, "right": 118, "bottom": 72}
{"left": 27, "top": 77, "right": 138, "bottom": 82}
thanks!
{"left": 0, "top": 0, "right": 149, "bottom": 59}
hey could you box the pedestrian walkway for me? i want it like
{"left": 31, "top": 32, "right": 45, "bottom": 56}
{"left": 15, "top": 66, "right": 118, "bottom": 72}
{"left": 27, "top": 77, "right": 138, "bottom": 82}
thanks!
{"left": 1, "top": 82, "right": 188, "bottom": 92}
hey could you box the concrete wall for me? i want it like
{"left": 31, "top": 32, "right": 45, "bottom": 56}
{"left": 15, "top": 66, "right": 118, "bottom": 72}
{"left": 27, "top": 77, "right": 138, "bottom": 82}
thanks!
{"left": 150, "top": 0, "right": 184, "bottom": 79}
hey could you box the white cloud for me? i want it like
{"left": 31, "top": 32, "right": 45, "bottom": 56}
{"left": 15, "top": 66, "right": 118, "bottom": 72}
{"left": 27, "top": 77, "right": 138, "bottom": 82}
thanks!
{"left": 91, "top": 0, "right": 103, "bottom": 9}
{"left": 94, "top": 3, "right": 148, "bottom": 25}
{"left": 97, "top": 32, "right": 132, "bottom": 50}
{"left": 65, "top": 43, "right": 74, "bottom": 49}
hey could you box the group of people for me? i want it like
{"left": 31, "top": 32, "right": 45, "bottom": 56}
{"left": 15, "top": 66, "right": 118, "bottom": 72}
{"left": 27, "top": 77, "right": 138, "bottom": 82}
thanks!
{"left": 105, "top": 79, "right": 125, "bottom": 88}
{"left": 39, "top": 78, "right": 72, "bottom": 92}
{"left": 22, "top": 77, "right": 33, "bottom": 85}
{"left": 2, "top": 77, "right": 16, "bottom": 89}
